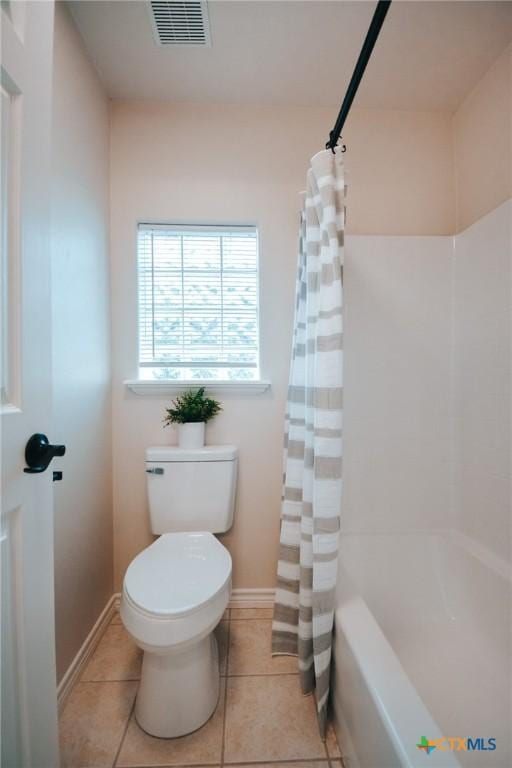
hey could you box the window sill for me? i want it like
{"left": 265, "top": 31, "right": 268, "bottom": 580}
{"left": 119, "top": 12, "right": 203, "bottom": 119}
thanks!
{"left": 124, "top": 379, "right": 271, "bottom": 396}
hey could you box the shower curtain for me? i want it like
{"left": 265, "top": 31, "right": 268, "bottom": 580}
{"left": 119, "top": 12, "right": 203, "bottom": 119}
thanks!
{"left": 272, "top": 149, "right": 345, "bottom": 736}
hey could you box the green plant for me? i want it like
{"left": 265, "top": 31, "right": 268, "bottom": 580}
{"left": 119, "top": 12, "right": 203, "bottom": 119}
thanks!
{"left": 163, "top": 387, "right": 222, "bottom": 426}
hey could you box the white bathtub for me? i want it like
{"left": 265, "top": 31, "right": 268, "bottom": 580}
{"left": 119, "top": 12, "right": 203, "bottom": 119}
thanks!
{"left": 331, "top": 533, "right": 511, "bottom": 768}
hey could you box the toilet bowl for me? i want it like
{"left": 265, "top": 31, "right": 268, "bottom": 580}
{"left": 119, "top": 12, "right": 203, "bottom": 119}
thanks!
{"left": 121, "top": 532, "right": 232, "bottom": 737}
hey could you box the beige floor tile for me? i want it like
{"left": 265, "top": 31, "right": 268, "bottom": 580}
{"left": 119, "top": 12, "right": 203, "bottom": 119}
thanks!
{"left": 60, "top": 681, "right": 137, "bottom": 768}
{"left": 229, "top": 607, "right": 273, "bottom": 620}
{"left": 81, "top": 625, "right": 142, "bottom": 681}
{"left": 325, "top": 722, "right": 342, "bottom": 758}
{"left": 227, "top": 764, "right": 329, "bottom": 768}
{"left": 215, "top": 621, "right": 228, "bottom": 676}
{"left": 224, "top": 675, "right": 326, "bottom": 763}
{"left": 117, "top": 687, "right": 225, "bottom": 766}
{"left": 228, "top": 620, "right": 297, "bottom": 676}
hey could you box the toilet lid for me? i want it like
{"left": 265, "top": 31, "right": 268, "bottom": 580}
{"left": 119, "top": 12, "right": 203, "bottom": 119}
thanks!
{"left": 123, "top": 532, "right": 232, "bottom": 617}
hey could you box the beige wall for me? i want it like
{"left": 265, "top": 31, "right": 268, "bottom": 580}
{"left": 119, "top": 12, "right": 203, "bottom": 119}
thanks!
{"left": 110, "top": 100, "right": 454, "bottom": 591}
{"left": 52, "top": 2, "right": 113, "bottom": 682}
{"left": 344, "top": 108, "right": 455, "bottom": 235}
{"left": 454, "top": 43, "right": 512, "bottom": 232}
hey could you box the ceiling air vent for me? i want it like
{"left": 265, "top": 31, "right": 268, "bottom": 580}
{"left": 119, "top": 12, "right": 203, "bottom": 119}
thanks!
{"left": 149, "top": 1, "right": 211, "bottom": 47}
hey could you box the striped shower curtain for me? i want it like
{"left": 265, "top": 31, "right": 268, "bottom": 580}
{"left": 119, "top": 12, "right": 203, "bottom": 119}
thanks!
{"left": 272, "top": 149, "right": 345, "bottom": 736}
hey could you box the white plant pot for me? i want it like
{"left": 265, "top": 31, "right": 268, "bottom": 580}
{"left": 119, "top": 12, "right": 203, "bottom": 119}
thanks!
{"left": 178, "top": 422, "right": 205, "bottom": 449}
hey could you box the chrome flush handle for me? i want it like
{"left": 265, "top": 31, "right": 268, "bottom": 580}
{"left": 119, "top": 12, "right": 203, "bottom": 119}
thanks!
{"left": 146, "top": 467, "right": 164, "bottom": 475}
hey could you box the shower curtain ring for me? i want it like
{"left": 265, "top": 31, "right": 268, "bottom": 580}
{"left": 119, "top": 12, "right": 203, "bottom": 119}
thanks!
{"left": 325, "top": 132, "right": 347, "bottom": 154}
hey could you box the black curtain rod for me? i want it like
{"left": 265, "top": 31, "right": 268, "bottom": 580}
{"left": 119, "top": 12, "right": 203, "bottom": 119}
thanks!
{"left": 327, "top": 0, "right": 392, "bottom": 152}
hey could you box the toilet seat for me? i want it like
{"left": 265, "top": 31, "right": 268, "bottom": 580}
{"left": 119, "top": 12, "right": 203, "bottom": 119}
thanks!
{"left": 124, "top": 532, "right": 231, "bottom": 619}
{"left": 121, "top": 532, "right": 232, "bottom": 654}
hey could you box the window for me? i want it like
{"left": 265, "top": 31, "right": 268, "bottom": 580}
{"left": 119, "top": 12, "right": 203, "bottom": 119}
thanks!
{"left": 137, "top": 224, "right": 259, "bottom": 381}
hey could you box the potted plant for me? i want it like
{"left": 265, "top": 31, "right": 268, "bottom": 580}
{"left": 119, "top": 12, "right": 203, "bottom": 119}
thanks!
{"left": 163, "top": 387, "right": 222, "bottom": 448}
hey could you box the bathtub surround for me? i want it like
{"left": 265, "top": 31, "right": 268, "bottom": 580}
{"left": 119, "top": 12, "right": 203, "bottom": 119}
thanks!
{"left": 51, "top": 2, "right": 113, "bottom": 684}
{"left": 340, "top": 234, "right": 453, "bottom": 539}
{"left": 272, "top": 150, "right": 345, "bottom": 734}
{"left": 452, "top": 199, "right": 511, "bottom": 568}
{"left": 333, "top": 202, "right": 511, "bottom": 767}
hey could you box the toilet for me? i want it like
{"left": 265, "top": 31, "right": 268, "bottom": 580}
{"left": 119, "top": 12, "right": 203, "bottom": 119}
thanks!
{"left": 120, "top": 445, "right": 237, "bottom": 738}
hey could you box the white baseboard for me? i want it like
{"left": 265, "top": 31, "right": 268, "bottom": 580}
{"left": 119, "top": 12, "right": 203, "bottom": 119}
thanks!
{"left": 57, "top": 594, "right": 118, "bottom": 712}
{"left": 229, "top": 588, "right": 275, "bottom": 608}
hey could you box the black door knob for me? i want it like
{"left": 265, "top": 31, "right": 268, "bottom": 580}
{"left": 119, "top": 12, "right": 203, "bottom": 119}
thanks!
{"left": 24, "top": 433, "right": 66, "bottom": 474}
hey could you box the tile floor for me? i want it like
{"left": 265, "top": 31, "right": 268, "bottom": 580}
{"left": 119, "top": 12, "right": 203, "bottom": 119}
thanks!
{"left": 60, "top": 607, "right": 343, "bottom": 768}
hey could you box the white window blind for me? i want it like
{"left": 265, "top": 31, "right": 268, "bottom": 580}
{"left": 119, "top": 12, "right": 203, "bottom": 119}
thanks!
{"left": 137, "top": 224, "right": 259, "bottom": 381}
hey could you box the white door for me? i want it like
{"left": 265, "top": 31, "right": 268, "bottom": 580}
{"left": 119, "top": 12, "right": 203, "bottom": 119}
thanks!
{"left": 1, "top": 2, "right": 59, "bottom": 767}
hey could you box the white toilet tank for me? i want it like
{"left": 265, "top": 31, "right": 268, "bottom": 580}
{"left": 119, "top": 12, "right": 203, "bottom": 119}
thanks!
{"left": 145, "top": 445, "right": 237, "bottom": 534}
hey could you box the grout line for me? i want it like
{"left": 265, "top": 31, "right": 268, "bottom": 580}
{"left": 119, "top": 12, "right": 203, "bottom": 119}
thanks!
{"left": 222, "top": 672, "right": 303, "bottom": 681}
{"left": 229, "top": 610, "right": 274, "bottom": 614}
{"left": 324, "top": 722, "right": 342, "bottom": 767}
{"left": 220, "top": 618, "right": 231, "bottom": 767}
{"left": 228, "top": 618, "right": 274, "bottom": 622}
{"left": 112, "top": 690, "right": 137, "bottom": 768}
{"left": 324, "top": 730, "right": 332, "bottom": 767}
{"left": 225, "top": 672, "right": 299, "bottom": 678}
{"left": 321, "top": 709, "right": 331, "bottom": 768}
{"left": 126, "top": 762, "right": 334, "bottom": 768}
{"left": 127, "top": 765, "right": 220, "bottom": 768}
{"left": 223, "top": 760, "right": 334, "bottom": 766}
{"left": 131, "top": 765, "right": 221, "bottom": 768}
{"left": 324, "top": 739, "right": 332, "bottom": 768}
{"left": 75, "top": 678, "right": 142, "bottom": 685}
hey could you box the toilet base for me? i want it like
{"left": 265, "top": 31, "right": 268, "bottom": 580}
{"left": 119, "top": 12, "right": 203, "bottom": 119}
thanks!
{"left": 135, "top": 632, "right": 220, "bottom": 738}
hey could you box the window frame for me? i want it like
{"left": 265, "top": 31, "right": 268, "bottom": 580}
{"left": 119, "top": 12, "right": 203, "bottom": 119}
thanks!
{"left": 129, "top": 222, "right": 270, "bottom": 395}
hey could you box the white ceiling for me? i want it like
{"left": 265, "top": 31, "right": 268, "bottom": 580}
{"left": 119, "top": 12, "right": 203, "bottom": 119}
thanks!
{"left": 68, "top": 1, "right": 512, "bottom": 111}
